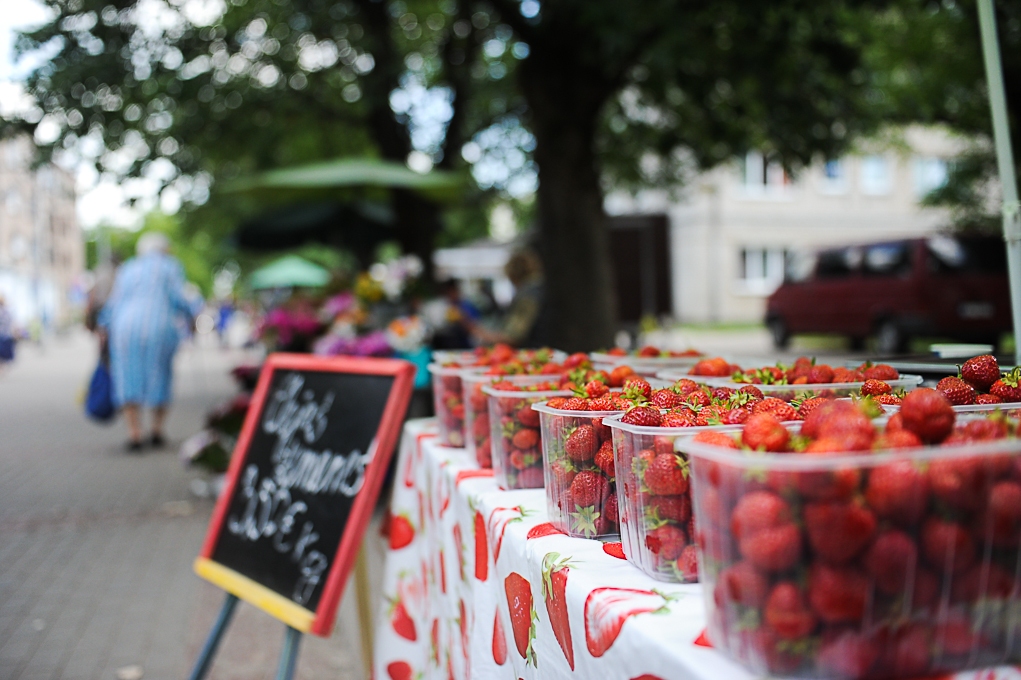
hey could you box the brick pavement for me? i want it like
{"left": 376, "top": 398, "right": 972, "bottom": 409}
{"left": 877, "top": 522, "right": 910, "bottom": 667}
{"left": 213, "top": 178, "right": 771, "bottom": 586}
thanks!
{"left": 0, "top": 332, "right": 380, "bottom": 680}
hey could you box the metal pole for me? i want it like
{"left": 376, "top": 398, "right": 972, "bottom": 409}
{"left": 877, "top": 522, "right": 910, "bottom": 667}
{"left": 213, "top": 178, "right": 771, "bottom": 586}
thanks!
{"left": 275, "top": 626, "right": 303, "bottom": 680}
{"left": 977, "top": 0, "right": 1021, "bottom": 364}
{"left": 187, "top": 593, "right": 239, "bottom": 680}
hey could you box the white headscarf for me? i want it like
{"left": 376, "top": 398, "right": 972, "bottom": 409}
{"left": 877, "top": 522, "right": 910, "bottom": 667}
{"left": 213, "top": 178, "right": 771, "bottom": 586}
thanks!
{"left": 136, "top": 232, "right": 171, "bottom": 256}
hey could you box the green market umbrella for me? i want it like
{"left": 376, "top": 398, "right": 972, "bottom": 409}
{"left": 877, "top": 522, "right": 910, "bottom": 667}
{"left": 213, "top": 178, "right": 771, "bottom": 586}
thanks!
{"left": 249, "top": 255, "right": 331, "bottom": 290}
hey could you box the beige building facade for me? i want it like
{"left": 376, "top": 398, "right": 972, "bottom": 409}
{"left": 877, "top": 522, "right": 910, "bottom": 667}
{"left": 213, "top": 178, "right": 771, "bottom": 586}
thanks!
{"left": 0, "top": 136, "right": 83, "bottom": 328}
{"left": 605, "top": 126, "right": 965, "bottom": 324}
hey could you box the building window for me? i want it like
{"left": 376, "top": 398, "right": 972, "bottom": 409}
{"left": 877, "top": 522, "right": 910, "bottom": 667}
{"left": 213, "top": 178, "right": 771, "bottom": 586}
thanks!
{"left": 859, "top": 155, "right": 892, "bottom": 196}
{"left": 743, "top": 151, "right": 788, "bottom": 196}
{"left": 820, "top": 158, "right": 848, "bottom": 195}
{"left": 913, "top": 157, "right": 948, "bottom": 197}
{"left": 738, "top": 247, "right": 786, "bottom": 295}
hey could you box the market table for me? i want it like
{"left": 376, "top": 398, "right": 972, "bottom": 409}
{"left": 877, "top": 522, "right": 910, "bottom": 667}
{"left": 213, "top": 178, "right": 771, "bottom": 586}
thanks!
{"left": 372, "top": 419, "right": 1021, "bottom": 680}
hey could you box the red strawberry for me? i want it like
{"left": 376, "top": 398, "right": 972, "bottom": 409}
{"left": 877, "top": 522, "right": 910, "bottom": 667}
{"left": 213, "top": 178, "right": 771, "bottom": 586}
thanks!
{"left": 389, "top": 597, "right": 416, "bottom": 641}
{"left": 604, "top": 493, "right": 619, "bottom": 525}
{"left": 740, "top": 523, "right": 802, "bottom": 572}
{"left": 861, "top": 378, "right": 892, "bottom": 396}
{"left": 643, "top": 453, "right": 689, "bottom": 495}
{"left": 936, "top": 616, "right": 987, "bottom": 655}
{"left": 504, "top": 572, "right": 536, "bottom": 663}
{"left": 808, "top": 563, "right": 869, "bottom": 623}
{"left": 474, "top": 510, "right": 488, "bottom": 581}
{"left": 608, "top": 365, "right": 635, "bottom": 387}
{"left": 512, "top": 428, "right": 540, "bottom": 450}
{"left": 991, "top": 367, "right": 1021, "bottom": 402}
{"left": 801, "top": 400, "right": 875, "bottom": 450}
{"left": 623, "top": 376, "right": 653, "bottom": 401}
{"left": 951, "top": 562, "right": 1016, "bottom": 603}
{"left": 976, "top": 393, "right": 1003, "bottom": 404}
{"left": 861, "top": 362, "right": 899, "bottom": 380}
{"left": 751, "top": 398, "right": 798, "bottom": 421}
{"left": 928, "top": 457, "right": 987, "bottom": 512}
{"left": 741, "top": 412, "right": 790, "bottom": 451}
{"left": 648, "top": 495, "right": 690, "bottom": 524}
{"left": 603, "top": 541, "right": 626, "bottom": 559}
{"left": 585, "top": 379, "right": 609, "bottom": 398}
{"left": 542, "top": 553, "right": 575, "bottom": 670}
{"left": 692, "top": 430, "right": 738, "bottom": 448}
{"left": 882, "top": 624, "right": 932, "bottom": 677}
{"left": 387, "top": 661, "right": 414, "bottom": 680}
{"left": 644, "top": 524, "right": 687, "bottom": 560}
{"left": 818, "top": 629, "right": 880, "bottom": 678}
{"left": 872, "top": 429, "right": 922, "bottom": 450}
{"left": 764, "top": 582, "right": 816, "bottom": 640}
{"left": 488, "top": 506, "right": 525, "bottom": 561}
{"left": 651, "top": 389, "right": 683, "bottom": 409}
{"left": 570, "top": 470, "right": 609, "bottom": 507}
{"left": 985, "top": 480, "right": 1021, "bottom": 547}
{"left": 961, "top": 354, "right": 1000, "bottom": 391}
{"left": 565, "top": 425, "right": 598, "bottom": 462}
{"left": 584, "top": 588, "right": 668, "bottom": 657}
{"left": 921, "top": 517, "right": 975, "bottom": 575}
{"left": 900, "top": 388, "right": 955, "bottom": 443}
{"left": 660, "top": 409, "right": 695, "bottom": 427}
{"left": 527, "top": 522, "right": 566, "bottom": 539}
{"left": 731, "top": 491, "right": 789, "bottom": 537}
{"left": 808, "top": 364, "right": 835, "bottom": 384}
{"left": 516, "top": 406, "right": 540, "bottom": 428}
{"left": 622, "top": 405, "right": 662, "bottom": 426}
{"left": 492, "top": 610, "right": 507, "bottom": 665}
{"left": 864, "top": 530, "right": 918, "bottom": 595}
{"left": 715, "top": 561, "right": 770, "bottom": 608}
{"left": 865, "top": 461, "right": 929, "bottom": 526}
{"left": 390, "top": 515, "right": 415, "bottom": 550}
{"left": 796, "top": 396, "right": 830, "bottom": 420}
{"left": 804, "top": 501, "right": 876, "bottom": 565}
{"left": 594, "top": 440, "right": 615, "bottom": 477}
{"left": 936, "top": 376, "right": 976, "bottom": 405}
{"left": 676, "top": 544, "right": 699, "bottom": 581}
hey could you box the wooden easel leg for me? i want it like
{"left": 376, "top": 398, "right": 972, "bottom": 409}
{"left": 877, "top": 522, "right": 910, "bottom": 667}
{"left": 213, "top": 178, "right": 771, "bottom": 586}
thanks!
{"left": 275, "top": 626, "right": 303, "bottom": 680}
{"left": 188, "top": 593, "right": 239, "bottom": 680}
{"left": 355, "top": 546, "right": 374, "bottom": 678}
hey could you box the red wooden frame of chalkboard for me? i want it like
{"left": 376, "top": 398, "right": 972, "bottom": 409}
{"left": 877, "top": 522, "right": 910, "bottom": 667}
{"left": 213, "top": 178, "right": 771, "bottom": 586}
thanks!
{"left": 195, "top": 352, "right": 415, "bottom": 637}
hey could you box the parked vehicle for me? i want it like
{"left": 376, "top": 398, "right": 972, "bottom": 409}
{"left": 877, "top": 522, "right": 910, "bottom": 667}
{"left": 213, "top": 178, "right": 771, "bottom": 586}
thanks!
{"left": 765, "top": 235, "right": 1011, "bottom": 353}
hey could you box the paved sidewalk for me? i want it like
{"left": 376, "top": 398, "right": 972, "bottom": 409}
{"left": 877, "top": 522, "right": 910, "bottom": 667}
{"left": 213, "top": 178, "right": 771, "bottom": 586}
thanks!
{"left": 0, "top": 332, "right": 379, "bottom": 680}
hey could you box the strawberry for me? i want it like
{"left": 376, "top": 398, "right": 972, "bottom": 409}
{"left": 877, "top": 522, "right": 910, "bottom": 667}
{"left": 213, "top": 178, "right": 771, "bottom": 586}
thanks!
{"left": 985, "top": 480, "right": 1021, "bottom": 547}
{"left": 643, "top": 453, "right": 689, "bottom": 495}
{"left": 648, "top": 495, "right": 690, "bottom": 524}
{"left": 389, "top": 597, "right": 416, "bottom": 641}
{"left": 796, "top": 396, "right": 830, "bottom": 420}
{"left": 764, "top": 582, "right": 816, "bottom": 640}
{"left": 689, "top": 357, "right": 731, "bottom": 377}
{"left": 881, "top": 624, "right": 932, "bottom": 677}
{"left": 928, "top": 457, "right": 987, "bottom": 512}
{"left": 672, "top": 378, "right": 700, "bottom": 396}
{"left": 488, "top": 506, "right": 525, "bottom": 561}
{"left": 936, "top": 376, "right": 976, "bottom": 405}
{"left": 504, "top": 572, "right": 536, "bottom": 663}
{"left": 542, "top": 553, "right": 575, "bottom": 670}
{"left": 623, "top": 376, "right": 653, "bottom": 401}
{"left": 676, "top": 544, "right": 699, "bottom": 581}
{"left": 921, "top": 517, "right": 975, "bottom": 575}
{"left": 594, "top": 440, "right": 615, "bottom": 477}
{"left": 516, "top": 406, "right": 540, "bottom": 428}
{"left": 492, "top": 609, "right": 507, "bottom": 665}
{"left": 715, "top": 561, "right": 770, "bottom": 608}
{"left": 861, "top": 362, "right": 899, "bottom": 381}
{"left": 651, "top": 389, "right": 683, "bottom": 409}
{"left": 644, "top": 525, "right": 687, "bottom": 560}
{"left": 951, "top": 562, "right": 1016, "bottom": 603}
{"left": 565, "top": 425, "right": 598, "bottom": 462}
{"left": 976, "top": 393, "right": 1003, "bottom": 404}
{"left": 692, "top": 430, "right": 739, "bottom": 448}
{"left": 801, "top": 400, "right": 875, "bottom": 450}
{"left": 602, "top": 541, "right": 626, "bottom": 559}
{"left": 390, "top": 514, "right": 415, "bottom": 550}
{"left": 585, "top": 379, "right": 609, "bottom": 398}
{"left": 730, "top": 491, "right": 790, "bottom": 539}
{"left": 608, "top": 365, "right": 635, "bottom": 387}
{"left": 935, "top": 616, "right": 988, "bottom": 655}
{"left": 874, "top": 393, "right": 903, "bottom": 405}
{"left": 865, "top": 461, "right": 929, "bottom": 526}
{"left": 740, "top": 523, "right": 802, "bottom": 572}
{"left": 474, "top": 510, "right": 488, "bottom": 580}
{"left": 818, "top": 629, "right": 880, "bottom": 679}
{"left": 570, "top": 470, "right": 609, "bottom": 507}
{"left": 741, "top": 412, "right": 790, "bottom": 451}
{"left": 860, "top": 378, "right": 892, "bottom": 396}
{"left": 386, "top": 661, "right": 414, "bottom": 680}
{"left": 561, "top": 397, "right": 589, "bottom": 411}
{"left": 864, "top": 530, "right": 918, "bottom": 595}
{"left": 872, "top": 429, "right": 922, "bottom": 450}
{"left": 807, "top": 363, "right": 835, "bottom": 384}
{"left": 512, "top": 428, "right": 539, "bottom": 450}
{"left": 587, "top": 396, "right": 616, "bottom": 411}
{"left": 738, "top": 384, "right": 765, "bottom": 401}
{"left": 804, "top": 501, "right": 876, "bottom": 565}
{"left": 808, "top": 563, "right": 869, "bottom": 623}
{"left": 990, "top": 367, "right": 1021, "bottom": 402}
{"left": 899, "top": 388, "right": 955, "bottom": 443}
{"left": 751, "top": 398, "right": 798, "bottom": 421}
{"left": 961, "top": 354, "right": 1000, "bottom": 391}
{"left": 584, "top": 588, "right": 669, "bottom": 657}
{"left": 604, "top": 493, "right": 618, "bottom": 524}
{"left": 622, "top": 405, "right": 662, "bottom": 427}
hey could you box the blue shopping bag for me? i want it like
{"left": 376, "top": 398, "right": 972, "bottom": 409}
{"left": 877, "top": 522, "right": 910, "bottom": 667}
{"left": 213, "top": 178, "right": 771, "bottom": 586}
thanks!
{"left": 85, "top": 361, "right": 116, "bottom": 422}
{"left": 0, "top": 335, "right": 14, "bottom": 361}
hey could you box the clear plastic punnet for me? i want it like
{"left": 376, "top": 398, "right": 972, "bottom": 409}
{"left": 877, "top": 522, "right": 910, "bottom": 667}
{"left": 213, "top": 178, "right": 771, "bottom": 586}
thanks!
{"left": 463, "top": 372, "right": 552, "bottom": 468}
{"left": 679, "top": 418, "right": 1021, "bottom": 679}
{"left": 656, "top": 370, "right": 924, "bottom": 400}
{"left": 603, "top": 413, "right": 742, "bottom": 583}
{"left": 428, "top": 363, "right": 485, "bottom": 448}
{"left": 532, "top": 402, "right": 625, "bottom": 539}
{"left": 482, "top": 384, "right": 571, "bottom": 490}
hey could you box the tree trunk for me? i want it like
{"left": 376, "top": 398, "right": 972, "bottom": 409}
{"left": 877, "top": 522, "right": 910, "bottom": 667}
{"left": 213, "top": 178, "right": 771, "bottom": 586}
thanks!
{"left": 520, "top": 54, "right": 618, "bottom": 351}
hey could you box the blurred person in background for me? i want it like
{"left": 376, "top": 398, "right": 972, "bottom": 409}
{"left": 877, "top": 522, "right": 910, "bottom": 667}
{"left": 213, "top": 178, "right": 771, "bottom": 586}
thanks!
{"left": 467, "top": 250, "right": 547, "bottom": 347}
{"left": 99, "top": 233, "right": 195, "bottom": 452}
{"left": 426, "top": 279, "right": 481, "bottom": 350}
{"left": 0, "top": 296, "right": 15, "bottom": 368}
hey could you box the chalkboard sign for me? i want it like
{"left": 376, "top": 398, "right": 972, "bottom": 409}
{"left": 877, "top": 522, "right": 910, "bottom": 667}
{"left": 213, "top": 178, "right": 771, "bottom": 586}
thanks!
{"left": 194, "top": 353, "right": 414, "bottom": 636}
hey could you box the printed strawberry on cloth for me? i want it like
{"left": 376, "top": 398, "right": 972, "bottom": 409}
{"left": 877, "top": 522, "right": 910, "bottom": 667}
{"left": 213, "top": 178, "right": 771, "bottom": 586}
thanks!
{"left": 374, "top": 419, "right": 1021, "bottom": 680}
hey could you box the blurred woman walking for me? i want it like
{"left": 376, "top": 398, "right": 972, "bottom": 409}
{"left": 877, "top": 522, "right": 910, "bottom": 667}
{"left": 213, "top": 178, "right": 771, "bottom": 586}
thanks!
{"left": 99, "top": 233, "right": 195, "bottom": 452}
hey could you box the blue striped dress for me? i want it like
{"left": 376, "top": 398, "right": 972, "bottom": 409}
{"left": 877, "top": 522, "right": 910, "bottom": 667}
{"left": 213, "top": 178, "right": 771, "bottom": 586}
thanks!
{"left": 99, "top": 253, "right": 194, "bottom": 407}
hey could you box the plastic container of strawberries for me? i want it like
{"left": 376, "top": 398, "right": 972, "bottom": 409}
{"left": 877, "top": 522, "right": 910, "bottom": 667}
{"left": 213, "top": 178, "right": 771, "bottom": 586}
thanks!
{"left": 678, "top": 418, "right": 1021, "bottom": 679}
{"left": 428, "top": 363, "right": 486, "bottom": 448}
{"left": 603, "top": 413, "right": 743, "bottom": 583}
{"left": 591, "top": 351, "right": 705, "bottom": 378}
{"left": 656, "top": 370, "right": 923, "bottom": 399}
{"left": 482, "top": 384, "right": 572, "bottom": 490}
{"left": 463, "top": 372, "right": 553, "bottom": 467}
{"left": 532, "top": 402, "right": 625, "bottom": 538}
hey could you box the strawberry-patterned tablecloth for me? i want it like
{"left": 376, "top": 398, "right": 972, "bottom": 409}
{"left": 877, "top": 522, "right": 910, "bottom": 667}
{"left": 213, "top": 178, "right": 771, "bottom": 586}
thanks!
{"left": 373, "top": 419, "right": 1021, "bottom": 680}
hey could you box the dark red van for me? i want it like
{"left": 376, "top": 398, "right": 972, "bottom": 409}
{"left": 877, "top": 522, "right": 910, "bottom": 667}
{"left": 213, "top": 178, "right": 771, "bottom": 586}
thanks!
{"left": 765, "top": 236, "right": 1011, "bottom": 353}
